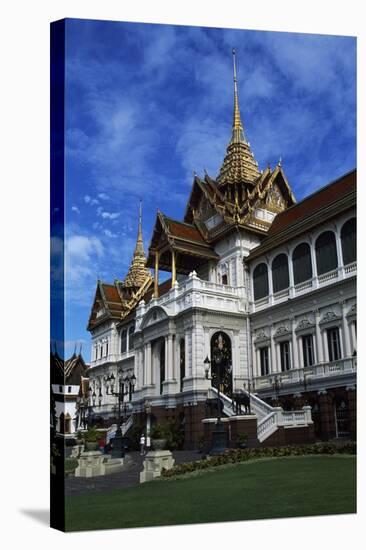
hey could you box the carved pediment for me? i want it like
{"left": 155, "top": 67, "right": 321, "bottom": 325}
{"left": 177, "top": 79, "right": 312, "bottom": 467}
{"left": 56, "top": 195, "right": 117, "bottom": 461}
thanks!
{"left": 275, "top": 325, "right": 291, "bottom": 337}
{"left": 140, "top": 306, "right": 169, "bottom": 330}
{"left": 296, "top": 318, "right": 315, "bottom": 332}
{"left": 255, "top": 329, "right": 269, "bottom": 342}
{"left": 319, "top": 311, "right": 341, "bottom": 325}
{"left": 265, "top": 183, "right": 287, "bottom": 212}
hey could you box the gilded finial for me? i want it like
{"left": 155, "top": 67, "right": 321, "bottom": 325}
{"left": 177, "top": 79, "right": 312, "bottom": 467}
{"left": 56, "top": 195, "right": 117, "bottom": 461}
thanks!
{"left": 278, "top": 156, "right": 282, "bottom": 167}
{"left": 231, "top": 48, "right": 245, "bottom": 143}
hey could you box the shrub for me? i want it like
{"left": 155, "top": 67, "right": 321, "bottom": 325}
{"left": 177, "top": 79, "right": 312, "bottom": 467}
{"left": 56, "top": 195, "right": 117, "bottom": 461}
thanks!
{"left": 65, "top": 458, "right": 79, "bottom": 475}
{"left": 161, "top": 442, "right": 356, "bottom": 478}
{"left": 84, "top": 426, "right": 99, "bottom": 442}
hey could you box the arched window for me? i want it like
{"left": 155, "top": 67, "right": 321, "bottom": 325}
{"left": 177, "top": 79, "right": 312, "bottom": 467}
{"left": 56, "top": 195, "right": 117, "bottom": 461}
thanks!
{"left": 272, "top": 253, "right": 289, "bottom": 293}
{"left": 253, "top": 263, "right": 269, "bottom": 300}
{"left": 341, "top": 218, "right": 356, "bottom": 265}
{"left": 292, "top": 243, "right": 312, "bottom": 284}
{"left": 315, "top": 231, "right": 338, "bottom": 275}
{"left": 179, "top": 338, "right": 185, "bottom": 392}
{"left": 121, "top": 329, "right": 127, "bottom": 353}
{"left": 128, "top": 324, "right": 135, "bottom": 351}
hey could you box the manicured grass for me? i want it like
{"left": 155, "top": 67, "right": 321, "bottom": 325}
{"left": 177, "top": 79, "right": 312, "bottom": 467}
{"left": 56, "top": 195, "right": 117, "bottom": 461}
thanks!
{"left": 65, "top": 455, "right": 356, "bottom": 531}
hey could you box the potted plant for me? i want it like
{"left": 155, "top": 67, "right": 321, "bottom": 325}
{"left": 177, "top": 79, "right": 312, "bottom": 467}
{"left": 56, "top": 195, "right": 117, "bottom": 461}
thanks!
{"left": 237, "top": 434, "right": 248, "bottom": 449}
{"left": 84, "top": 427, "right": 99, "bottom": 451}
{"left": 151, "top": 423, "right": 167, "bottom": 450}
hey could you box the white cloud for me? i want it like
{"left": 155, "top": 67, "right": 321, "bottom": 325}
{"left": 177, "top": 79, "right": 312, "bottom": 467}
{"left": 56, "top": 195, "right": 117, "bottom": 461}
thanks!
{"left": 84, "top": 194, "right": 99, "bottom": 205}
{"left": 72, "top": 205, "right": 80, "bottom": 214}
{"left": 98, "top": 192, "right": 109, "bottom": 200}
{"left": 104, "top": 229, "right": 117, "bottom": 238}
{"left": 101, "top": 211, "right": 120, "bottom": 220}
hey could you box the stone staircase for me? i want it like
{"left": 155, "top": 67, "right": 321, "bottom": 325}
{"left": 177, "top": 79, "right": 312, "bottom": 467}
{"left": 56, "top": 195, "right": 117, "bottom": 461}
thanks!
{"left": 209, "top": 386, "right": 313, "bottom": 443}
{"left": 106, "top": 415, "right": 133, "bottom": 443}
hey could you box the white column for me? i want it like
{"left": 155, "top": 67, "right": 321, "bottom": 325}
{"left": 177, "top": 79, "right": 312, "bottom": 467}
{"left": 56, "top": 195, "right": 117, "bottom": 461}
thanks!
{"left": 314, "top": 310, "right": 324, "bottom": 363}
{"left": 167, "top": 334, "right": 174, "bottom": 379}
{"left": 185, "top": 332, "right": 191, "bottom": 376}
{"left": 145, "top": 342, "right": 152, "bottom": 385}
{"left": 288, "top": 256, "right": 295, "bottom": 298}
{"left": 268, "top": 263, "right": 274, "bottom": 304}
{"left": 310, "top": 243, "right": 318, "bottom": 289}
{"left": 270, "top": 327, "right": 276, "bottom": 373}
{"left": 335, "top": 233, "right": 345, "bottom": 277}
{"left": 322, "top": 330, "right": 328, "bottom": 362}
{"left": 291, "top": 319, "right": 299, "bottom": 370}
{"left": 252, "top": 339, "right": 257, "bottom": 378}
{"left": 191, "top": 329, "right": 196, "bottom": 376}
{"left": 350, "top": 321, "right": 357, "bottom": 353}
{"left": 276, "top": 342, "right": 282, "bottom": 373}
{"left": 341, "top": 302, "right": 351, "bottom": 357}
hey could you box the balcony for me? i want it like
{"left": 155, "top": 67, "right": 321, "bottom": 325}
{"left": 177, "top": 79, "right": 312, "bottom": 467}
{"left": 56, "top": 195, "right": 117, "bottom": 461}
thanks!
{"left": 137, "top": 271, "right": 247, "bottom": 323}
{"left": 253, "top": 357, "right": 357, "bottom": 392}
{"left": 253, "top": 262, "right": 356, "bottom": 312}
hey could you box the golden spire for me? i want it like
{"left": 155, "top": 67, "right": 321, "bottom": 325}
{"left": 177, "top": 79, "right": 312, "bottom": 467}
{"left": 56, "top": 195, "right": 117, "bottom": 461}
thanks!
{"left": 231, "top": 48, "right": 246, "bottom": 144}
{"left": 217, "top": 49, "right": 260, "bottom": 187}
{"left": 123, "top": 201, "right": 151, "bottom": 288}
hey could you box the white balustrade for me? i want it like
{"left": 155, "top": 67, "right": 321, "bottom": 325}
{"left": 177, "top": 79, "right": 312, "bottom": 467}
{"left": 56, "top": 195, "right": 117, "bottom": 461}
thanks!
{"left": 253, "top": 357, "right": 356, "bottom": 389}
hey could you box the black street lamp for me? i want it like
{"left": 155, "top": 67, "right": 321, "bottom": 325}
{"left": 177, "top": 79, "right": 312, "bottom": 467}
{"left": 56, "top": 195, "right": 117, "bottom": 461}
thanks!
{"left": 271, "top": 375, "right": 282, "bottom": 405}
{"left": 204, "top": 355, "right": 228, "bottom": 455}
{"left": 109, "top": 370, "right": 136, "bottom": 458}
{"left": 77, "top": 390, "right": 93, "bottom": 430}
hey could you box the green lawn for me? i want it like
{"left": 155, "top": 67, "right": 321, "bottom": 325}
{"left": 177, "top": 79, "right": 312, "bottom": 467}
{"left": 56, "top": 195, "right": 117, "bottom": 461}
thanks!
{"left": 65, "top": 455, "right": 356, "bottom": 531}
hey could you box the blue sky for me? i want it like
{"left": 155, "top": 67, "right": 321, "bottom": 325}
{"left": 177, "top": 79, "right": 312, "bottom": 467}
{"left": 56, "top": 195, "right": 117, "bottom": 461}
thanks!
{"left": 58, "top": 18, "right": 356, "bottom": 361}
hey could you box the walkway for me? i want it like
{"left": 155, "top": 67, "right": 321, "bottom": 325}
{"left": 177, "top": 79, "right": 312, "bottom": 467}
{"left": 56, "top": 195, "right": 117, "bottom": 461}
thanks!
{"left": 66, "top": 450, "right": 200, "bottom": 497}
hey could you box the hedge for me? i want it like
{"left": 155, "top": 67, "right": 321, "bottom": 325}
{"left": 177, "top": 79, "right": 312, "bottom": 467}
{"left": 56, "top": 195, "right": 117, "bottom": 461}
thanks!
{"left": 161, "top": 442, "right": 356, "bottom": 478}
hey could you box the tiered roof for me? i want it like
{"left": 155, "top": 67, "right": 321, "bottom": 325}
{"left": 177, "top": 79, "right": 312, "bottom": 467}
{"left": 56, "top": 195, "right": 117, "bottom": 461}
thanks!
{"left": 217, "top": 50, "right": 260, "bottom": 187}
{"left": 50, "top": 351, "right": 88, "bottom": 385}
{"left": 88, "top": 205, "right": 153, "bottom": 330}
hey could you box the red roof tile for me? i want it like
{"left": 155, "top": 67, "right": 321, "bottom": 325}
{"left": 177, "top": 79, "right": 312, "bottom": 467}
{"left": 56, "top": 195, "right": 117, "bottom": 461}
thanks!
{"left": 268, "top": 170, "right": 356, "bottom": 237}
{"left": 165, "top": 217, "right": 205, "bottom": 243}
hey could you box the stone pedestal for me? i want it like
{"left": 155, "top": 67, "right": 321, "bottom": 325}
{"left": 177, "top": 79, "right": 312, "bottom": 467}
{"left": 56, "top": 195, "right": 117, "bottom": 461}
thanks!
{"left": 140, "top": 450, "right": 175, "bottom": 484}
{"left": 75, "top": 450, "right": 106, "bottom": 478}
{"left": 75, "top": 450, "right": 125, "bottom": 477}
{"left": 70, "top": 444, "right": 84, "bottom": 458}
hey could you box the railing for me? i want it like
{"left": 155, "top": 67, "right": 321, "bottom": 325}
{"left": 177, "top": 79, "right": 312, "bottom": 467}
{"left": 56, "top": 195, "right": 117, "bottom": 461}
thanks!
{"left": 209, "top": 386, "right": 312, "bottom": 442}
{"left": 344, "top": 261, "right": 356, "bottom": 274}
{"left": 294, "top": 279, "right": 313, "bottom": 292}
{"left": 318, "top": 268, "right": 338, "bottom": 284}
{"left": 106, "top": 415, "right": 133, "bottom": 443}
{"left": 137, "top": 273, "right": 246, "bottom": 324}
{"left": 257, "top": 412, "right": 276, "bottom": 440}
{"left": 273, "top": 289, "right": 289, "bottom": 301}
{"left": 253, "top": 357, "right": 357, "bottom": 390}
{"left": 252, "top": 262, "right": 356, "bottom": 313}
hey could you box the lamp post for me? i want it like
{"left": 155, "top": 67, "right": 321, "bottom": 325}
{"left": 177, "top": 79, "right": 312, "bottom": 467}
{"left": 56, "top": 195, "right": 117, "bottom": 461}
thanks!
{"left": 144, "top": 400, "right": 152, "bottom": 450}
{"left": 204, "top": 355, "right": 228, "bottom": 455}
{"left": 108, "top": 370, "right": 136, "bottom": 458}
{"left": 271, "top": 375, "right": 282, "bottom": 405}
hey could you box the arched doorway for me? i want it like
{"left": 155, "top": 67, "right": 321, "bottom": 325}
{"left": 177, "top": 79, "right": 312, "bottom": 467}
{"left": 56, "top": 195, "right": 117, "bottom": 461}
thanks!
{"left": 210, "top": 331, "right": 233, "bottom": 397}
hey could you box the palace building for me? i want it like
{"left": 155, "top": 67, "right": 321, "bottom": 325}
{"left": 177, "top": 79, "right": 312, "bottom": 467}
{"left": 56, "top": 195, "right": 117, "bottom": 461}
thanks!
{"left": 87, "top": 52, "right": 356, "bottom": 449}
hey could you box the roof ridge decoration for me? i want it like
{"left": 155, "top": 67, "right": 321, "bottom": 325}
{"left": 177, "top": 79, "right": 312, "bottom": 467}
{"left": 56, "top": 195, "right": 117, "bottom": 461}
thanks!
{"left": 217, "top": 49, "right": 261, "bottom": 187}
{"left": 123, "top": 201, "right": 153, "bottom": 288}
